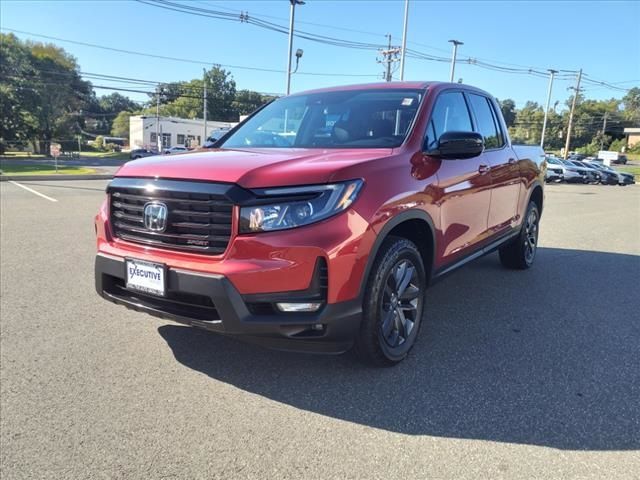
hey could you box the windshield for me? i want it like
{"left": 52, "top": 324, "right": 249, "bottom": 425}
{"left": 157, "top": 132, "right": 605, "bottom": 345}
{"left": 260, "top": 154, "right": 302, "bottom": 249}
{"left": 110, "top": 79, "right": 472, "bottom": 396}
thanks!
{"left": 221, "top": 88, "right": 424, "bottom": 149}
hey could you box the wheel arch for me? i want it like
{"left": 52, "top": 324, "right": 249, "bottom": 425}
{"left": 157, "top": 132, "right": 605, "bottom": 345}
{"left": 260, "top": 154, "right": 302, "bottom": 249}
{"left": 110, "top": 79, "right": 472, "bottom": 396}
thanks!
{"left": 359, "top": 210, "right": 437, "bottom": 299}
{"left": 528, "top": 182, "right": 544, "bottom": 215}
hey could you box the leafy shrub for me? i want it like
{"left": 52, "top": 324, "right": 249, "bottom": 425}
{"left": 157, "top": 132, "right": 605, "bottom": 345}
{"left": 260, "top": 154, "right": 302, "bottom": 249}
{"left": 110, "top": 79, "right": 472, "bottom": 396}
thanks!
{"left": 92, "top": 135, "right": 105, "bottom": 150}
{"left": 104, "top": 143, "right": 121, "bottom": 152}
{"left": 608, "top": 138, "right": 626, "bottom": 152}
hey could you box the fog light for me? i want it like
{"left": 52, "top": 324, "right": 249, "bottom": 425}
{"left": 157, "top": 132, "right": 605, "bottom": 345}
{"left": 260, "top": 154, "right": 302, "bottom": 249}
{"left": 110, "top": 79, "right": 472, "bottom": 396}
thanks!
{"left": 275, "top": 302, "right": 322, "bottom": 312}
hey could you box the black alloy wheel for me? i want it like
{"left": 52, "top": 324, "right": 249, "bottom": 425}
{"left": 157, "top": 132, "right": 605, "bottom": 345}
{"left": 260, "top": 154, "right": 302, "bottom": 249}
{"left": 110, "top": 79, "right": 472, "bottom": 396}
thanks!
{"left": 356, "top": 237, "right": 426, "bottom": 366}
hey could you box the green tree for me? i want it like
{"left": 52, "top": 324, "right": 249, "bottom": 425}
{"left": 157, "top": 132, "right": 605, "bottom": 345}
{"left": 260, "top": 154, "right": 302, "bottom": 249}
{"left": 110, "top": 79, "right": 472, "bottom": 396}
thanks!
{"left": 510, "top": 101, "right": 544, "bottom": 144}
{"left": 621, "top": 87, "right": 640, "bottom": 122}
{"left": 142, "top": 66, "right": 239, "bottom": 122}
{"left": 205, "top": 66, "right": 237, "bottom": 121}
{"left": 0, "top": 35, "right": 93, "bottom": 153}
{"left": 30, "top": 42, "right": 92, "bottom": 153}
{"left": 0, "top": 33, "right": 39, "bottom": 152}
{"left": 99, "top": 92, "right": 138, "bottom": 115}
{"left": 232, "top": 90, "right": 272, "bottom": 116}
{"left": 111, "top": 110, "right": 135, "bottom": 138}
{"left": 498, "top": 98, "right": 517, "bottom": 128}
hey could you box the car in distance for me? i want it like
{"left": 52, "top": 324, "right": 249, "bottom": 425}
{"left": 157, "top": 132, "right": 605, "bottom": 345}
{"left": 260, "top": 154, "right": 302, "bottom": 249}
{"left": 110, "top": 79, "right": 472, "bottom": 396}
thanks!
{"left": 616, "top": 170, "right": 635, "bottom": 185}
{"left": 568, "top": 160, "right": 599, "bottom": 183}
{"left": 129, "top": 148, "right": 156, "bottom": 160}
{"left": 94, "top": 82, "right": 545, "bottom": 366}
{"left": 163, "top": 146, "right": 189, "bottom": 155}
{"left": 573, "top": 160, "right": 616, "bottom": 185}
{"left": 559, "top": 159, "right": 590, "bottom": 183}
{"left": 203, "top": 128, "right": 233, "bottom": 148}
{"left": 545, "top": 161, "right": 563, "bottom": 182}
{"left": 547, "top": 156, "right": 583, "bottom": 183}
{"left": 586, "top": 161, "right": 635, "bottom": 185}
{"left": 615, "top": 154, "right": 628, "bottom": 165}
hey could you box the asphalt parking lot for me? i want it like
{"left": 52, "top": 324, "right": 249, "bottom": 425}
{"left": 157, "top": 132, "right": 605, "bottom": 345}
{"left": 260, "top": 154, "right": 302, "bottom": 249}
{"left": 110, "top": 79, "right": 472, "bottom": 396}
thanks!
{"left": 1, "top": 180, "right": 639, "bottom": 479}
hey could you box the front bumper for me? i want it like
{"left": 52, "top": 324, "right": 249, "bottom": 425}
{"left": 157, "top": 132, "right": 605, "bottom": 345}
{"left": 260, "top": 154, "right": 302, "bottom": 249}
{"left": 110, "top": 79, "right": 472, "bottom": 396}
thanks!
{"left": 95, "top": 253, "right": 362, "bottom": 353}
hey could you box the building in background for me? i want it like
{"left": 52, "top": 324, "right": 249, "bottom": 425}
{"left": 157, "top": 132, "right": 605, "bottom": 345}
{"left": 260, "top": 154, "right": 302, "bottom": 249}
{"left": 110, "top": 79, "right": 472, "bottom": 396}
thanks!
{"left": 623, "top": 127, "right": 640, "bottom": 148}
{"left": 129, "top": 116, "right": 236, "bottom": 150}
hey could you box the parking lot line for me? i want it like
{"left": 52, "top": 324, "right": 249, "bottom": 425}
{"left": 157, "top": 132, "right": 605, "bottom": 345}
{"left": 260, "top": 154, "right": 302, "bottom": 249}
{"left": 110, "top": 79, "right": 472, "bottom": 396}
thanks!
{"left": 8, "top": 181, "right": 58, "bottom": 202}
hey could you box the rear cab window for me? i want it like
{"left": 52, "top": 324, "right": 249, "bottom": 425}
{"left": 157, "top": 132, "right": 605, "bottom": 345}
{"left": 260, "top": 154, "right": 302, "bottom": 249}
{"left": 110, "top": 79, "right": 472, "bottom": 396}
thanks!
{"left": 467, "top": 93, "right": 505, "bottom": 149}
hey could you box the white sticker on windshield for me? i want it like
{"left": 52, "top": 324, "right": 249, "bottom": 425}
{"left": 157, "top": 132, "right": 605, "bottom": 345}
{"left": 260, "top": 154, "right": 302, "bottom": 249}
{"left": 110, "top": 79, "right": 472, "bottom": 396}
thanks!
{"left": 401, "top": 98, "right": 414, "bottom": 106}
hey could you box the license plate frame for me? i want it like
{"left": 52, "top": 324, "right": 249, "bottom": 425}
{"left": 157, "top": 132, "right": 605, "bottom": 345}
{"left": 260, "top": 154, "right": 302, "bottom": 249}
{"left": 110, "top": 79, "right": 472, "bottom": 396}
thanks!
{"left": 125, "top": 258, "right": 167, "bottom": 297}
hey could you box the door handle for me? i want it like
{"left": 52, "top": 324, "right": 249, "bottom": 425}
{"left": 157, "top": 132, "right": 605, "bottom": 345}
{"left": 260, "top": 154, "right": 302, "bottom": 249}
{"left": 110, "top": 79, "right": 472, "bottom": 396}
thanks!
{"left": 478, "top": 164, "right": 490, "bottom": 174}
{"left": 508, "top": 158, "right": 517, "bottom": 164}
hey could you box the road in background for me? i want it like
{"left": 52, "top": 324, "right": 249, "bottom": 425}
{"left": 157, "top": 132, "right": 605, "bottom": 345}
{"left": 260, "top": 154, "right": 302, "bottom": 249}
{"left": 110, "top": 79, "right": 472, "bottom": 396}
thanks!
{"left": 1, "top": 181, "right": 639, "bottom": 479}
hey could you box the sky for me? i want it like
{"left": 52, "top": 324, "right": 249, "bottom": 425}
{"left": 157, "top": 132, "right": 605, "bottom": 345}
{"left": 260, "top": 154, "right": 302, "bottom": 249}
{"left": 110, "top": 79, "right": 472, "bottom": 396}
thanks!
{"left": 2, "top": 0, "right": 639, "bottom": 111}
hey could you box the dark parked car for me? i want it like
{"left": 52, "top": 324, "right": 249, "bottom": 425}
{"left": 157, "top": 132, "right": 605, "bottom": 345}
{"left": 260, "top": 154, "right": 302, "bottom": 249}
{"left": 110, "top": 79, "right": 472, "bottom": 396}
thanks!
{"left": 129, "top": 148, "right": 156, "bottom": 160}
{"left": 569, "top": 161, "right": 599, "bottom": 183}
{"left": 586, "top": 161, "right": 634, "bottom": 185}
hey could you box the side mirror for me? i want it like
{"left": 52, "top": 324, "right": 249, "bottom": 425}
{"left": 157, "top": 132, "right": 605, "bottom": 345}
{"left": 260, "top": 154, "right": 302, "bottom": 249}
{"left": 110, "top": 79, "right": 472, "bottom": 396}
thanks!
{"left": 426, "top": 131, "right": 484, "bottom": 159}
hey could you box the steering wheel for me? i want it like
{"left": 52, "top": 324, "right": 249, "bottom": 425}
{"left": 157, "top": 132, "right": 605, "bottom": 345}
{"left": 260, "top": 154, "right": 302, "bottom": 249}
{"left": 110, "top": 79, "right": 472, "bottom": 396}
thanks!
{"left": 242, "top": 132, "right": 291, "bottom": 147}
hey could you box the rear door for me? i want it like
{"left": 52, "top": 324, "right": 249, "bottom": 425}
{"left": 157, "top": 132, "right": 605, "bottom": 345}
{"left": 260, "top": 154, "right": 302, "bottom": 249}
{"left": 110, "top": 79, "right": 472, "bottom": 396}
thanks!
{"left": 426, "top": 90, "right": 492, "bottom": 264}
{"left": 466, "top": 93, "right": 520, "bottom": 235}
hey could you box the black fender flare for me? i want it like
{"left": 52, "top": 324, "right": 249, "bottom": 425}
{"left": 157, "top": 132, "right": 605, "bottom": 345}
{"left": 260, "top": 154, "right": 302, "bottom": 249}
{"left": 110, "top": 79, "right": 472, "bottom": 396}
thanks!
{"left": 357, "top": 209, "right": 437, "bottom": 300}
{"left": 525, "top": 180, "right": 544, "bottom": 215}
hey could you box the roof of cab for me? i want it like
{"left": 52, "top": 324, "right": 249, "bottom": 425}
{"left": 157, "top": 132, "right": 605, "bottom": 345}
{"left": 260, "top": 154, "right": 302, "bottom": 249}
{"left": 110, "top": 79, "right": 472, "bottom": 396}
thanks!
{"left": 289, "top": 81, "right": 441, "bottom": 96}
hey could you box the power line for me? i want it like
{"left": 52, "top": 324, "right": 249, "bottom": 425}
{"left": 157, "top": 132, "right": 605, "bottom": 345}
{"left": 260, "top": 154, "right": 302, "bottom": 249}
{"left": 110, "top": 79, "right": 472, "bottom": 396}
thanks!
{"left": 0, "top": 28, "right": 379, "bottom": 79}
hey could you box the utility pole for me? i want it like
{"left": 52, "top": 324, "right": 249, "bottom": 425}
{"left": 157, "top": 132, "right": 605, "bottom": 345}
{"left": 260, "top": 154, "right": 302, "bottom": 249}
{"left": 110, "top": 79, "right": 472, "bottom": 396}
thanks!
{"left": 600, "top": 112, "right": 608, "bottom": 150}
{"left": 156, "top": 86, "right": 161, "bottom": 152}
{"left": 399, "top": 0, "right": 409, "bottom": 81}
{"left": 563, "top": 68, "right": 583, "bottom": 160}
{"left": 203, "top": 68, "right": 207, "bottom": 145}
{"left": 540, "top": 69, "right": 558, "bottom": 149}
{"left": 448, "top": 39, "right": 463, "bottom": 82}
{"left": 286, "top": 0, "right": 304, "bottom": 95}
{"left": 377, "top": 34, "right": 401, "bottom": 82}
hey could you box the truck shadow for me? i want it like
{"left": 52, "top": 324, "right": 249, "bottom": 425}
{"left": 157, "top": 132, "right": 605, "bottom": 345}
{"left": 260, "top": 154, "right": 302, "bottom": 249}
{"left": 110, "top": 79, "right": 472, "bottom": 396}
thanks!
{"left": 157, "top": 247, "right": 640, "bottom": 451}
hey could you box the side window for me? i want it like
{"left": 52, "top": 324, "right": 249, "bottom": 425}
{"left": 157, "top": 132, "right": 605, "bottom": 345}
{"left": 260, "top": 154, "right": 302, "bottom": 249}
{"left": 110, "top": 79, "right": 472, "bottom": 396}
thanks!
{"left": 426, "top": 92, "right": 473, "bottom": 150}
{"left": 468, "top": 94, "right": 503, "bottom": 149}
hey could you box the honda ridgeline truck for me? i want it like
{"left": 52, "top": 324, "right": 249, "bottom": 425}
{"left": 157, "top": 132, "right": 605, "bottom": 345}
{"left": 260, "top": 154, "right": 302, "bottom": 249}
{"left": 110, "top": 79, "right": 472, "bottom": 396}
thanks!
{"left": 95, "top": 82, "right": 545, "bottom": 366}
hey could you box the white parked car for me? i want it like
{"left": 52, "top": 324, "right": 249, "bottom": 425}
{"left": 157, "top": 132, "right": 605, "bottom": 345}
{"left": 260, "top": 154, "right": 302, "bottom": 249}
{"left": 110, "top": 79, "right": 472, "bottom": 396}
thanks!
{"left": 163, "top": 146, "right": 189, "bottom": 155}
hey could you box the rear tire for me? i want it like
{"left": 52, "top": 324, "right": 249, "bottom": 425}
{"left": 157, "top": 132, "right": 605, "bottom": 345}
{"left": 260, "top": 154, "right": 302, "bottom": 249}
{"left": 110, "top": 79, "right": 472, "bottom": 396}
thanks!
{"left": 355, "top": 237, "right": 426, "bottom": 367}
{"left": 499, "top": 202, "right": 540, "bottom": 270}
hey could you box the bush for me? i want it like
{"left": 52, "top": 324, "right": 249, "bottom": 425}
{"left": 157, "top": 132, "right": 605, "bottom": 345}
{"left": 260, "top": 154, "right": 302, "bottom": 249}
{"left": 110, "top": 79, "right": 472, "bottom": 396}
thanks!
{"left": 104, "top": 143, "right": 121, "bottom": 152}
{"left": 92, "top": 135, "right": 105, "bottom": 150}
{"left": 576, "top": 142, "right": 598, "bottom": 155}
{"left": 608, "top": 138, "right": 626, "bottom": 152}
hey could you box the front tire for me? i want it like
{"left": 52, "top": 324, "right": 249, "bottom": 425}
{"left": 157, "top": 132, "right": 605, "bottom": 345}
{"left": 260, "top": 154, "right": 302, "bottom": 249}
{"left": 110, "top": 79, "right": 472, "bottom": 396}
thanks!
{"left": 355, "top": 237, "right": 426, "bottom": 367}
{"left": 499, "top": 202, "right": 540, "bottom": 270}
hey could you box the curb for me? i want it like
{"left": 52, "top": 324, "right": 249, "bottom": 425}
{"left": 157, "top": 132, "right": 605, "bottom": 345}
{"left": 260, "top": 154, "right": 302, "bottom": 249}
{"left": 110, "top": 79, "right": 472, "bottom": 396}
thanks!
{"left": 0, "top": 174, "right": 113, "bottom": 182}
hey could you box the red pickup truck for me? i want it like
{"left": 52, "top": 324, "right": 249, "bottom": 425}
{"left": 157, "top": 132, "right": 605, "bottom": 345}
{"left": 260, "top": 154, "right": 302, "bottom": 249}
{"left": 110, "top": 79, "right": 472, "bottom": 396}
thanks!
{"left": 95, "top": 82, "right": 544, "bottom": 366}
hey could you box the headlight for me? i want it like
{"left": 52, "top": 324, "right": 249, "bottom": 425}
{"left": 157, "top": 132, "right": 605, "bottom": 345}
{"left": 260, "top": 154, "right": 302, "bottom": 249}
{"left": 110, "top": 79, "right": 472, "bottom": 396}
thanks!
{"left": 239, "top": 180, "right": 363, "bottom": 233}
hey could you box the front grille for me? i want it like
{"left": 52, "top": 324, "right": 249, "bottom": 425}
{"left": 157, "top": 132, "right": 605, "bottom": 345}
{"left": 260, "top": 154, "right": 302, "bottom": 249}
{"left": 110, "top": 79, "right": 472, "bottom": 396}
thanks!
{"left": 108, "top": 178, "right": 235, "bottom": 255}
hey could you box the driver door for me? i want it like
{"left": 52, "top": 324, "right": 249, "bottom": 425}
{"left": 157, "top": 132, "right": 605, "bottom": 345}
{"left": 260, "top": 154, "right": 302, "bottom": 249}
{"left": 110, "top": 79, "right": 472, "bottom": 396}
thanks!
{"left": 426, "top": 91, "right": 492, "bottom": 265}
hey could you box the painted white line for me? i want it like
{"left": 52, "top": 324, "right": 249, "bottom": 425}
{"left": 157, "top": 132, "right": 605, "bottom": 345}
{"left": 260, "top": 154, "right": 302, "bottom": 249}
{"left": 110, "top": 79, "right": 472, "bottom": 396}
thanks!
{"left": 8, "top": 181, "right": 58, "bottom": 202}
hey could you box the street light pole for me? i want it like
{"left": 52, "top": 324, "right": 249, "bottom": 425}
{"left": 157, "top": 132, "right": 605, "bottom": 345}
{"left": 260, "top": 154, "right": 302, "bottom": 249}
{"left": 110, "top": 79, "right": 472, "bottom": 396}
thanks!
{"left": 448, "top": 39, "right": 463, "bottom": 82}
{"left": 399, "top": 0, "right": 409, "bottom": 81}
{"left": 286, "top": 0, "right": 304, "bottom": 95}
{"left": 203, "top": 68, "right": 207, "bottom": 145}
{"left": 156, "top": 86, "right": 161, "bottom": 152}
{"left": 540, "top": 69, "right": 558, "bottom": 149}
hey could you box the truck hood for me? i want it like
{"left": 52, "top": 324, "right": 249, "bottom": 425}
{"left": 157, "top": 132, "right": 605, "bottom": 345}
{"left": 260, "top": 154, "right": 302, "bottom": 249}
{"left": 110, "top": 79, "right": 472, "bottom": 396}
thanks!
{"left": 115, "top": 147, "right": 394, "bottom": 188}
